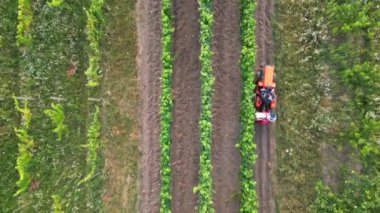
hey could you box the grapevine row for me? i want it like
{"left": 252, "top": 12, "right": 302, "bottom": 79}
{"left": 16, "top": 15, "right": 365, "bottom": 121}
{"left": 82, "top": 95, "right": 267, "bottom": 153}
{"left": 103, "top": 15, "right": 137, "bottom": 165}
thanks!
{"left": 79, "top": 106, "right": 101, "bottom": 185}
{"left": 85, "top": 0, "right": 104, "bottom": 87}
{"left": 159, "top": 0, "right": 174, "bottom": 211}
{"left": 13, "top": 97, "right": 33, "bottom": 196}
{"left": 194, "top": 0, "right": 214, "bottom": 212}
{"left": 16, "top": 0, "right": 33, "bottom": 47}
{"left": 238, "top": 0, "right": 258, "bottom": 212}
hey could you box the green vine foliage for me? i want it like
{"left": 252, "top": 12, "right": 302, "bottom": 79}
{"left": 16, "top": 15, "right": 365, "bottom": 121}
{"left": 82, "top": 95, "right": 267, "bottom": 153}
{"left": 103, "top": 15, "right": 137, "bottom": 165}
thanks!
{"left": 52, "top": 194, "right": 64, "bottom": 213}
{"left": 79, "top": 106, "right": 101, "bottom": 185}
{"left": 311, "top": 174, "right": 380, "bottom": 212}
{"left": 44, "top": 103, "right": 67, "bottom": 141}
{"left": 193, "top": 0, "right": 214, "bottom": 212}
{"left": 47, "top": 0, "right": 64, "bottom": 8}
{"left": 16, "top": 0, "right": 33, "bottom": 47}
{"left": 159, "top": 0, "right": 174, "bottom": 211}
{"left": 237, "top": 0, "right": 257, "bottom": 212}
{"left": 85, "top": 0, "right": 104, "bottom": 87}
{"left": 13, "top": 97, "right": 34, "bottom": 196}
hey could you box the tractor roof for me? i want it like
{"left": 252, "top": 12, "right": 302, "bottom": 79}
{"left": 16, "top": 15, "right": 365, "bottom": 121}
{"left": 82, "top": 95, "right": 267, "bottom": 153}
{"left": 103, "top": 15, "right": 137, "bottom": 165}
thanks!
{"left": 264, "top": 65, "right": 275, "bottom": 87}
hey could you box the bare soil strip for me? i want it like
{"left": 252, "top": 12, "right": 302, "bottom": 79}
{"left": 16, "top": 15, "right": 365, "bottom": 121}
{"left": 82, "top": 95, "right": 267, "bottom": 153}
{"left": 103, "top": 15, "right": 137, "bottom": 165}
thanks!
{"left": 210, "top": 0, "right": 242, "bottom": 212}
{"left": 255, "top": 0, "right": 276, "bottom": 212}
{"left": 136, "top": 0, "right": 162, "bottom": 212}
{"left": 264, "top": 0, "right": 275, "bottom": 65}
{"left": 255, "top": 0, "right": 267, "bottom": 71}
{"left": 268, "top": 124, "right": 277, "bottom": 212}
{"left": 170, "top": 0, "right": 201, "bottom": 212}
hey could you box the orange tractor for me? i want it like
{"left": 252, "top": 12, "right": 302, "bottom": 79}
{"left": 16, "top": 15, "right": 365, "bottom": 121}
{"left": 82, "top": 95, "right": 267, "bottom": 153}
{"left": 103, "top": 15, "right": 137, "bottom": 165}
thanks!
{"left": 254, "top": 65, "right": 277, "bottom": 124}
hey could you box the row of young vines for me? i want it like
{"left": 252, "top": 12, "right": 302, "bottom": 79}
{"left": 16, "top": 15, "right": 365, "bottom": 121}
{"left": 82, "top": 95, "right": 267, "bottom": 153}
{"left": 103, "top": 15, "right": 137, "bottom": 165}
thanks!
{"left": 159, "top": 0, "right": 174, "bottom": 211}
{"left": 82, "top": 0, "right": 104, "bottom": 186}
{"left": 16, "top": 0, "right": 32, "bottom": 47}
{"left": 158, "top": 0, "right": 216, "bottom": 211}
{"left": 13, "top": 98, "right": 33, "bottom": 196}
{"left": 157, "top": 0, "right": 259, "bottom": 212}
{"left": 85, "top": 0, "right": 104, "bottom": 87}
{"left": 13, "top": 0, "right": 34, "bottom": 198}
{"left": 11, "top": 0, "right": 103, "bottom": 210}
{"left": 238, "top": 0, "right": 258, "bottom": 212}
{"left": 194, "top": 0, "right": 214, "bottom": 212}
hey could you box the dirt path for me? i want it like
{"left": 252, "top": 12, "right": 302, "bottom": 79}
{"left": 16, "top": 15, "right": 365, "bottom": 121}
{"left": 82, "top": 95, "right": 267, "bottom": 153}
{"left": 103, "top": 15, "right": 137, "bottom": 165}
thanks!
{"left": 136, "top": 0, "right": 162, "bottom": 212}
{"left": 255, "top": 0, "right": 276, "bottom": 212}
{"left": 170, "top": 0, "right": 201, "bottom": 212}
{"left": 255, "top": 124, "right": 276, "bottom": 213}
{"left": 210, "top": 0, "right": 242, "bottom": 212}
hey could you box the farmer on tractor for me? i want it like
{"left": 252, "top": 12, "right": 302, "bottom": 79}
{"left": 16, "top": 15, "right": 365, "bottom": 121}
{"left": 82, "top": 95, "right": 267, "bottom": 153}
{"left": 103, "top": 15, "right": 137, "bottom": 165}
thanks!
{"left": 254, "top": 65, "right": 277, "bottom": 124}
{"left": 260, "top": 87, "right": 275, "bottom": 110}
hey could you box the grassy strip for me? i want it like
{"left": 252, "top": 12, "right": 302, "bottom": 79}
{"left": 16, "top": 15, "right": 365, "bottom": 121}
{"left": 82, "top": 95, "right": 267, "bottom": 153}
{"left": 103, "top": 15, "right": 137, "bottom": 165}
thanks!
{"left": 273, "top": 1, "right": 326, "bottom": 211}
{"left": 237, "top": 0, "right": 257, "bottom": 212}
{"left": 13, "top": 97, "right": 33, "bottom": 196}
{"left": 193, "top": 0, "right": 214, "bottom": 212}
{"left": 311, "top": 1, "right": 380, "bottom": 212}
{"left": 0, "top": 0, "right": 19, "bottom": 209}
{"left": 100, "top": 0, "right": 139, "bottom": 210}
{"left": 159, "top": 0, "right": 174, "bottom": 211}
{"left": 15, "top": 0, "right": 100, "bottom": 210}
{"left": 79, "top": 106, "right": 101, "bottom": 185}
{"left": 85, "top": 0, "right": 105, "bottom": 87}
{"left": 16, "top": 0, "right": 33, "bottom": 47}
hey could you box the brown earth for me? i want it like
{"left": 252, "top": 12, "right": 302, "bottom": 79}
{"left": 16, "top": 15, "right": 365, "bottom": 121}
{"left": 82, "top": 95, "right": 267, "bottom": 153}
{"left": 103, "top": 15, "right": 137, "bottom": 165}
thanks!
{"left": 210, "top": 0, "right": 242, "bottom": 212}
{"left": 136, "top": 0, "right": 162, "bottom": 212}
{"left": 255, "top": 0, "right": 276, "bottom": 212}
{"left": 170, "top": 0, "right": 201, "bottom": 212}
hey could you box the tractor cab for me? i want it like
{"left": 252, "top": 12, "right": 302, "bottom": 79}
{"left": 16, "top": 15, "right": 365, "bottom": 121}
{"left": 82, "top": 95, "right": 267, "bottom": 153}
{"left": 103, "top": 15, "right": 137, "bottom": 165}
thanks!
{"left": 255, "top": 65, "right": 277, "bottom": 124}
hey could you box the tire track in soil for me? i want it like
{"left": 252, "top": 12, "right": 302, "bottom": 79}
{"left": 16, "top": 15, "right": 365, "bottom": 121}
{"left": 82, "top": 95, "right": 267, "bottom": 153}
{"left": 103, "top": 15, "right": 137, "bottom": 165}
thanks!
{"left": 136, "top": 0, "right": 162, "bottom": 212}
{"left": 210, "top": 0, "right": 242, "bottom": 212}
{"left": 255, "top": 0, "right": 275, "bottom": 212}
{"left": 170, "top": 0, "right": 201, "bottom": 212}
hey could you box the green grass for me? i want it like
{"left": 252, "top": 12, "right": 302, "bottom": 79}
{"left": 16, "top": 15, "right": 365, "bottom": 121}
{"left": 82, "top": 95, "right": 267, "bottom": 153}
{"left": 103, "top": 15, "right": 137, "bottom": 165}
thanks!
{"left": 100, "top": 0, "right": 139, "bottom": 211}
{"left": 273, "top": 1, "right": 327, "bottom": 212}
{"left": 0, "top": 0, "right": 21, "bottom": 211}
